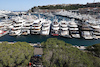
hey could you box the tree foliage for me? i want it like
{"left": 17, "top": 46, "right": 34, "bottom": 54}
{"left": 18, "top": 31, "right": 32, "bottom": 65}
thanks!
{"left": 86, "top": 43, "right": 100, "bottom": 58}
{"left": 0, "top": 42, "right": 34, "bottom": 67}
{"left": 42, "top": 38, "right": 100, "bottom": 67}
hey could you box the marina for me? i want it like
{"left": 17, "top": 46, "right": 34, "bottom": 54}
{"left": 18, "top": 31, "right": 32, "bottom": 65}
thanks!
{"left": 0, "top": 10, "right": 100, "bottom": 46}
{"left": 0, "top": 0, "right": 100, "bottom": 67}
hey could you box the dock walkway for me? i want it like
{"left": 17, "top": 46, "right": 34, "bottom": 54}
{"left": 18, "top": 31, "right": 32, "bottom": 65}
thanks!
{"left": 73, "top": 46, "right": 86, "bottom": 50}
{"left": 0, "top": 41, "right": 87, "bottom": 50}
{"left": 0, "top": 41, "right": 39, "bottom": 47}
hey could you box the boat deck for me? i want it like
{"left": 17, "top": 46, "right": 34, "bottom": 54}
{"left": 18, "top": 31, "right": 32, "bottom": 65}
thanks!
{"left": 21, "top": 32, "right": 28, "bottom": 35}
{"left": 0, "top": 31, "right": 9, "bottom": 37}
{"left": 95, "top": 36, "right": 100, "bottom": 39}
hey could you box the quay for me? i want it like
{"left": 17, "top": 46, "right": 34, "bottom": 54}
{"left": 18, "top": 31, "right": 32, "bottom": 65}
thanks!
{"left": 0, "top": 41, "right": 40, "bottom": 47}
{"left": 55, "top": 14, "right": 85, "bottom": 22}
{"left": 0, "top": 41, "right": 87, "bottom": 50}
{"left": 54, "top": 11, "right": 90, "bottom": 22}
{"left": 73, "top": 45, "right": 86, "bottom": 50}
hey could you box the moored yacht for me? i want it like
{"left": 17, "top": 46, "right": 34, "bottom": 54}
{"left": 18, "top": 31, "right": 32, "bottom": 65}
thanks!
{"left": 40, "top": 20, "right": 51, "bottom": 35}
{"left": 81, "top": 23, "right": 94, "bottom": 39}
{"left": 31, "top": 18, "right": 45, "bottom": 34}
{"left": 51, "top": 20, "right": 59, "bottom": 36}
{"left": 9, "top": 18, "right": 25, "bottom": 36}
{"left": 44, "top": 12, "right": 54, "bottom": 17}
{"left": 91, "top": 24, "right": 100, "bottom": 39}
{"left": 69, "top": 19, "right": 80, "bottom": 38}
{"left": 59, "top": 20, "right": 71, "bottom": 38}
{"left": 21, "top": 19, "right": 33, "bottom": 35}
{"left": 0, "top": 22, "right": 9, "bottom": 37}
{"left": 0, "top": 29, "right": 9, "bottom": 37}
{"left": 82, "top": 31, "right": 94, "bottom": 39}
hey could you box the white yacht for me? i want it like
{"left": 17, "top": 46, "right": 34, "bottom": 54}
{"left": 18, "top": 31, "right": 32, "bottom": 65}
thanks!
{"left": 21, "top": 20, "right": 33, "bottom": 35}
{"left": 0, "top": 22, "right": 9, "bottom": 37}
{"left": 51, "top": 19, "right": 59, "bottom": 36}
{"left": 69, "top": 19, "right": 80, "bottom": 38}
{"left": 44, "top": 12, "right": 54, "bottom": 17}
{"left": 0, "top": 22, "right": 6, "bottom": 29}
{"left": 9, "top": 18, "right": 25, "bottom": 36}
{"left": 40, "top": 20, "right": 51, "bottom": 35}
{"left": 81, "top": 23, "right": 94, "bottom": 39}
{"left": 59, "top": 20, "right": 71, "bottom": 38}
{"left": 82, "top": 31, "right": 94, "bottom": 39}
{"left": 31, "top": 18, "right": 45, "bottom": 34}
{"left": 91, "top": 24, "right": 100, "bottom": 39}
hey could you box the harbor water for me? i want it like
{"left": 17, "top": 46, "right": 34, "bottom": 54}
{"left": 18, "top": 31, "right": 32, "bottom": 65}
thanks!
{"left": 0, "top": 34, "right": 100, "bottom": 46}
{"left": 0, "top": 14, "right": 100, "bottom": 46}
